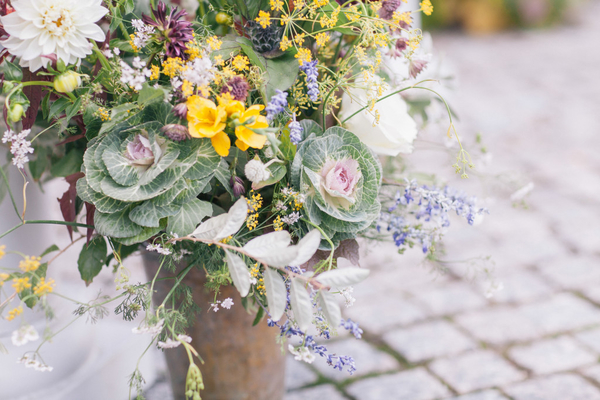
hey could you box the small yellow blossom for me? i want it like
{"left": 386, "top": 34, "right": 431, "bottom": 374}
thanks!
{"left": 315, "top": 32, "right": 330, "bottom": 47}
{"left": 149, "top": 65, "right": 160, "bottom": 80}
{"left": 185, "top": 43, "right": 201, "bottom": 61}
{"left": 0, "top": 245, "right": 5, "bottom": 260}
{"left": 0, "top": 272, "right": 9, "bottom": 286}
{"left": 420, "top": 0, "right": 433, "bottom": 16}
{"left": 273, "top": 216, "right": 283, "bottom": 231}
{"left": 280, "top": 13, "right": 292, "bottom": 26}
{"left": 295, "top": 47, "right": 312, "bottom": 65}
{"left": 129, "top": 34, "right": 139, "bottom": 52}
{"left": 181, "top": 80, "right": 194, "bottom": 98}
{"left": 232, "top": 55, "right": 250, "bottom": 71}
{"left": 7, "top": 306, "right": 23, "bottom": 321}
{"left": 294, "top": 33, "right": 306, "bottom": 46}
{"left": 256, "top": 10, "right": 271, "bottom": 28}
{"left": 12, "top": 277, "right": 31, "bottom": 293}
{"left": 248, "top": 191, "right": 263, "bottom": 212}
{"left": 162, "top": 57, "right": 185, "bottom": 78}
{"left": 33, "top": 278, "right": 55, "bottom": 296}
{"left": 313, "top": 0, "right": 328, "bottom": 7}
{"left": 246, "top": 213, "right": 259, "bottom": 230}
{"left": 19, "top": 256, "right": 41, "bottom": 273}
{"left": 97, "top": 107, "right": 110, "bottom": 121}
{"left": 207, "top": 36, "right": 222, "bottom": 51}
{"left": 270, "top": 0, "right": 284, "bottom": 12}
{"left": 344, "top": 5, "right": 361, "bottom": 22}
{"left": 280, "top": 36, "right": 292, "bottom": 51}
{"left": 214, "top": 55, "right": 224, "bottom": 67}
{"left": 392, "top": 11, "right": 413, "bottom": 27}
{"left": 294, "top": 0, "right": 305, "bottom": 10}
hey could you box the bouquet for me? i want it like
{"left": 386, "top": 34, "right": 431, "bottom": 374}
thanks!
{"left": 0, "top": 0, "right": 489, "bottom": 397}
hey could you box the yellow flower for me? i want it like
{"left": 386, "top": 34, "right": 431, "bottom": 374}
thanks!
{"left": 12, "top": 277, "right": 31, "bottom": 293}
{"left": 0, "top": 272, "right": 9, "bottom": 286}
{"left": 53, "top": 71, "right": 82, "bottom": 93}
{"left": 218, "top": 93, "right": 245, "bottom": 117}
{"left": 273, "top": 215, "right": 283, "bottom": 231}
{"left": 294, "top": 33, "right": 306, "bottom": 46}
{"left": 186, "top": 95, "right": 230, "bottom": 157}
{"left": 149, "top": 65, "right": 160, "bottom": 80}
{"left": 7, "top": 306, "right": 23, "bottom": 321}
{"left": 162, "top": 57, "right": 185, "bottom": 78}
{"left": 270, "top": 0, "right": 284, "bottom": 12}
{"left": 280, "top": 13, "right": 292, "bottom": 26}
{"left": 235, "top": 105, "right": 268, "bottom": 151}
{"left": 393, "top": 11, "right": 413, "bottom": 27}
{"left": 280, "top": 36, "right": 292, "bottom": 51}
{"left": 295, "top": 47, "right": 312, "bottom": 65}
{"left": 182, "top": 80, "right": 194, "bottom": 98}
{"left": 19, "top": 256, "right": 41, "bottom": 273}
{"left": 207, "top": 36, "right": 222, "bottom": 51}
{"left": 315, "top": 32, "right": 330, "bottom": 47}
{"left": 0, "top": 245, "right": 6, "bottom": 260}
{"left": 34, "top": 278, "right": 56, "bottom": 296}
{"left": 420, "top": 0, "right": 433, "bottom": 15}
{"left": 255, "top": 10, "right": 271, "bottom": 28}
{"left": 232, "top": 55, "right": 250, "bottom": 71}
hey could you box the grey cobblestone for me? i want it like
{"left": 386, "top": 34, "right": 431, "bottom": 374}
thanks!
{"left": 411, "top": 282, "right": 488, "bottom": 317}
{"left": 284, "top": 384, "right": 348, "bottom": 400}
{"left": 456, "top": 307, "right": 541, "bottom": 345}
{"left": 445, "top": 389, "right": 509, "bottom": 400}
{"left": 285, "top": 357, "right": 318, "bottom": 390}
{"left": 490, "top": 270, "right": 555, "bottom": 304}
{"left": 580, "top": 364, "right": 600, "bottom": 385}
{"left": 539, "top": 256, "right": 600, "bottom": 290}
{"left": 429, "top": 350, "right": 526, "bottom": 393}
{"left": 383, "top": 320, "right": 477, "bottom": 363}
{"left": 507, "top": 336, "right": 597, "bottom": 375}
{"left": 504, "top": 373, "right": 600, "bottom": 400}
{"left": 574, "top": 327, "right": 600, "bottom": 353}
{"left": 310, "top": 339, "right": 400, "bottom": 381}
{"left": 345, "top": 368, "right": 451, "bottom": 400}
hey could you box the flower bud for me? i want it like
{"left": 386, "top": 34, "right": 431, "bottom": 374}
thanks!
{"left": 2, "top": 81, "right": 15, "bottom": 94}
{"left": 161, "top": 124, "right": 190, "bottom": 141}
{"left": 172, "top": 102, "right": 188, "bottom": 119}
{"left": 215, "top": 12, "right": 233, "bottom": 25}
{"left": 230, "top": 175, "right": 245, "bottom": 197}
{"left": 244, "top": 158, "right": 271, "bottom": 184}
{"left": 53, "top": 71, "right": 82, "bottom": 93}
{"left": 7, "top": 103, "right": 24, "bottom": 123}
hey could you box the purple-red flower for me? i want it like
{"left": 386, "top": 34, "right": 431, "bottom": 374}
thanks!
{"left": 142, "top": 1, "right": 193, "bottom": 59}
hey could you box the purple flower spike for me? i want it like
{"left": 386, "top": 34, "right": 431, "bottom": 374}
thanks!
{"left": 142, "top": 1, "right": 194, "bottom": 59}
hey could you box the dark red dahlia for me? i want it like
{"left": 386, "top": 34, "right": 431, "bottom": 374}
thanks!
{"left": 142, "top": 1, "right": 194, "bottom": 59}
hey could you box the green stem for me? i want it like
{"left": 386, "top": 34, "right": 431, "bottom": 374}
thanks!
{"left": 24, "top": 220, "right": 93, "bottom": 228}
{"left": 0, "top": 223, "right": 24, "bottom": 240}
{"left": 300, "top": 218, "right": 335, "bottom": 270}
{"left": 159, "top": 263, "right": 195, "bottom": 308}
{"left": 92, "top": 41, "right": 111, "bottom": 70}
{"left": 0, "top": 166, "right": 20, "bottom": 219}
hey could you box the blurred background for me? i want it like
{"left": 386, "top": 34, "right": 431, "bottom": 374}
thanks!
{"left": 2, "top": 0, "right": 600, "bottom": 399}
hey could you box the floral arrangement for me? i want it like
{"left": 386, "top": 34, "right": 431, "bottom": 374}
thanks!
{"left": 0, "top": 0, "right": 490, "bottom": 397}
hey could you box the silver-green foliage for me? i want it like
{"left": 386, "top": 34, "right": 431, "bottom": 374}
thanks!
{"left": 291, "top": 121, "right": 382, "bottom": 246}
{"left": 78, "top": 107, "right": 221, "bottom": 244}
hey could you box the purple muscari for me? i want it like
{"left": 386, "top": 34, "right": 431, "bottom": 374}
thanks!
{"left": 378, "top": 179, "right": 488, "bottom": 254}
{"left": 341, "top": 318, "right": 363, "bottom": 339}
{"left": 289, "top": 113, "right": 303, "bottom": 145}
{"left": 299, "top": 60, "right": 319, "bottom": 102}
{"left": 142, "top": 1, "right": 194, "bottom": 59}
{"left": 266, "top": 90, "right": 288, "bottom": 122}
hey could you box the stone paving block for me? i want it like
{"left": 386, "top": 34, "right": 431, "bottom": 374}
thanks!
{"left": 285, "top": 356, "right": 318, "bottom": 390}
{"left": 345, "top": 368, "right": 451, "bottom": 400}
{"left": 581, "top": 286, "right": 600, "bottom": 305}
{"left": 310, "top": 338, "right": 400, "bottom": 381}
{"left": 456, "top": 307, "right": 542, "bottom": 345}
{"left": 574, "top": 326, "right": 600, "bottom": 353}
{"left": 411, "top": 282, "right": 488, "bottom": 317}
{"left": 539, "top": 256, "right": 600, "bottom": 290}
{"left": 518, "top": 293, "right": 600, "bottom": 334}
{"left": 508, "top": 336, "right": 596, "bottom": 375}
{"left": 490, "top": 270, "right": 555, "bottom": 304}
{"left": 284, "top": 384, "right": 347, "bottom": 400}
{"left": 429, "top": 350, "right": 526, "bottom": 393}
{"left": 445, "top": 389, "right": 509, "bottom": 400}
{"left": 504, "top": 373, "right": 600, "bottom": 400}
{"left": 382, "top": 320, "right": 477, "bottom": 363}
{"left": 343, "top": 293, "right": 427, "bottom": 335}
{"left": 581, "top": 364, "right": 600, "bottom": 385}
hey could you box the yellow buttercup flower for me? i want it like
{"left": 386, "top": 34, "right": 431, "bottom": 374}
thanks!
{"left": 19, "top": 256, "right": 41, "bottom": 273}
{"left": 235, "top": 105, "right": 268, "bottom": 151}
{"left": 186, "top": 95, "right": 230, "bottom": 157}
{"left": 218, "top": 93, "right": 245, "bottom": 117}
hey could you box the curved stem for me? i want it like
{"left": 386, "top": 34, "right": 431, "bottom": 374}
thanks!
{"left": 0, "top": 166, "right": 20, "bottom": 219}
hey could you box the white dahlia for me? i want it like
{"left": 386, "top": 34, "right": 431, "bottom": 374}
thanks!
{"left": 0, "top": 0, "right": 108, "bottom": 71}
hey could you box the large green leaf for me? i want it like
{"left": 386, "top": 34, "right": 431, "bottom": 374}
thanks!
{"left": 166, "top": 198, "right": 212, "bottom": 236}
{"left": 263, "top": 52, "right": 300, "bottom": 100}
{"left": 78, "top": 237, "right": 107, "bottom": 284}
{"left": 101, "top": 132, "right": 140, "bottom": 186}
{"left": 94, "top": 206, "right": 143, "bottom": 238}
{"left": 50, "top": 148, "right": 84, "bottom": 178}
{"left": 76, "top": 177, "right": 130, "bottom": 213}
{"left": 130, "top": 200, "right": 180, "bottom": 228}
{"left": 113, "top": 219, "right": 167, "bottom": 246}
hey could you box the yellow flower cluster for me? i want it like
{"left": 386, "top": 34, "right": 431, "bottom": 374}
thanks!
{"left": 19, "top": 256, "right": 41, "bottom": 273}
{"left": 12, "top": 277, "right": 31, "bottom": 293}
{"left": 270, "top": 0, "right": 284, "bottom": 12}
{"left": 162, "top": 57, "right": 186, "bottom": 78}
{"left": 420, "top": 0, "right": 434, "bottom": 16}
{"left": 129, "top": 34, "right": 139, "bottom": 52}
{"left": 295, "top": 48, "right": 312, "bottom": 65}
{"left": 149, "top": 65, "right": 160, "bottom": 80}
{"left": 246, "top": 213, "right": 259, "bottom": 231}
{"left": 0, "top": 272, "right": 9, "bottom": 286}
{"left": 97, "top": 107, "right": 110, "bottom": 121}
{"left": 256, "top": 10, "right": 271, "bottom": 28}
{"left": 232, "top": 55, "right": 249, "bottom": 71}
{"left": 34, "top": 277, "right": 56, "bottom": 296}
{"left": 207, "top": 36, "right": 222, "bottom": 51}
{"left": 273, "top": 216, "right": 283, "bottom": 231}
{"left": 250, "top": 263, "right": 266, "bottom": 295}
{"left": 7, "top": 306, "right": 23, "bottom": 321}
{"left": 0, "top": 244, "right": 5, "bottom": 259}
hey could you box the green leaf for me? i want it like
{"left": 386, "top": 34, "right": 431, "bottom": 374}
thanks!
{"left": 251, "top": 163, "right": 286, "bottom": 190}
{"left": 109, "top": 5, "right": 122, "bottom": 33}
{"left": 166, "top": 198, "right": 212, "bottom": 236}
{"left": 237, "top": 37, "right": 266, "bottom": 72}
{"left": 77, "top": 236, "right": 108, "bottom": 284}
{"left": 290, "top": 229, "right": 321, "bottom": 266}
{"left": 28, "top": 146, "right": 49, "bottom": 181}
{"left": 224, "top": 249, "right": 251, "bottom": 297}
{"left": 252, "top": 305, "right": 265, "bottom": 326}
{"left": 41, "top": 92, "right": 51, "bottom": 120}
{"left": 113, "top": 220, "right": 167, "bottom": 246}
{"left": 244, "top": 0, "right": 269, "bottom": 20}
{"left": 289, "top": 277, "right": 313, "bottom": 331}
{"left": 190, "top": 197, "right": 248, "bottom": 241}
{"left": 213, "top": 159, "right": 235, "bottom": 199}
{"left": 130, "top": 201, "right": 180, "bottom": 228}
{"left": 1, "top": 60, "right": 23, "bottom": 81}
{"left": 316, "top": 267, "right": 369, "bottom": 288}
{"left": 49, "top": 97, "right": 71, "bottom": 119}
{"left": 138, "top": 84, "right": 166, "bottom": 106}
{"left": 263, "top": 52, "right": 300, "bottom": 100}
{"left": 50, "top": 148, "right": 84, "bottom": 178}
{"left": 65, "top": 97, "right": 82, "bottom": 121}
{"left": 123, "top": 0, "right": 135, "bottom": 14}
{"left": 318, "top": 290, "right": 342, "bottom": 326}
{"left": 94, "top": 206, "right": 144, "bottom": 238}
{"left": 263, "top": 267, "right": 287, "bottom": 321}
{"left": 40, "top": 244, "right": 60, "bottom": 258}
{"left": 210, "top": 34, "right": 242, "bottom": 63}
{"left": 0, "top": 163, "right": 9, "bottom": 205}
{"left": 279, "top": 128, "right": 296, "bottom": 161}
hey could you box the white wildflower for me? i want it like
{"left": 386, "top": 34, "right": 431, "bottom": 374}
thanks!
{"left": 145, "top": 243, "right": 172, "bottom": 256}
{"left": 275, "top": 200, "right": 288, "bottom": 211}
{"left": 3, "top": 129, "right": 34, "bottom": 169}
{"left": 281, "top": 187, "right": 296, "bottom": 196}
{"left": 339, "top": 287, "right": 356, "bottom": 308}
{"left": 131, "top": 19, "right": 155, "bottom": 50}
{"left": 288, "top": 345, "right": 316, "bottom": 364}
{"left": 120, "top": 58, "right": 151, "bottom": 92}
{"left": 0, "top": 0, "right": 108, "bottom": 71}
{"left": 132, "top": 319, "right": 165, "bottom": 335}
{"left": 209, "top": 303, "right": 220, "bottom": 312}
{"left": 182, "top": 57, "right": 214, "bottom": 87}
{"left": 17, "top": 355, "right": 53, "bottom": 372}
{"left": 11, "top": 325, "right": 39, "bottom": 347}
{"left": 102, "top": 49, "right": 114, "bottom": 58}
{"left": 281, "top": 212, "right": 300, "bottom": 225}
{"left": 221, "top": 298, "right": 234, "bottom": 309}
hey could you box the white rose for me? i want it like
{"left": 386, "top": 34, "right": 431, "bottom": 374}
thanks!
{"left": 339, "top": 86, "right": 418, "bottom": 156}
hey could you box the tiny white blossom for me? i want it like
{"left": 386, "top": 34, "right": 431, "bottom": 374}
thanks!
{"left": 102, "top": 49, "right": 113, "bottom": 58}
{"left": 113, "top": 48, "right": 121, "bottom": 55}
{"left": 288, "top": 345, "right": 315, "bottom": 364}
{"left": 221, "top": 298, "right": 234, "bottom": 309}
{"left": 209, "top": 303, "right": 220, "bottom": 312}
{"left": 11, "top": 325, "right": 39, "bottom": 347}
{"left": 132, "top": 319, "right": 164, "bottom": 335}
{"left": 4, "top": 129, "right": 33, "bottom": 169}
{"left": 281, "top": 212, "right": 300, "bottom": 225}
{"left": 275, "top": 201, "right": 288, "bottom": 211}
{"left": 158, "top": 338, "right": 181, "bottom": 349}
{"left": 340, "top": 287, "right": 356, "bottom": 308}
{"left": 182, "top": 57, "right": 214, "bottom": 88}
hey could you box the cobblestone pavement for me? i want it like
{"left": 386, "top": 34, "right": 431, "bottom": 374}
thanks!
{"left": 281, "top": 2, "right": 600, "bottom": 400}
{"left": 145, "top": 2, "right": 600, "bottom": 399}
